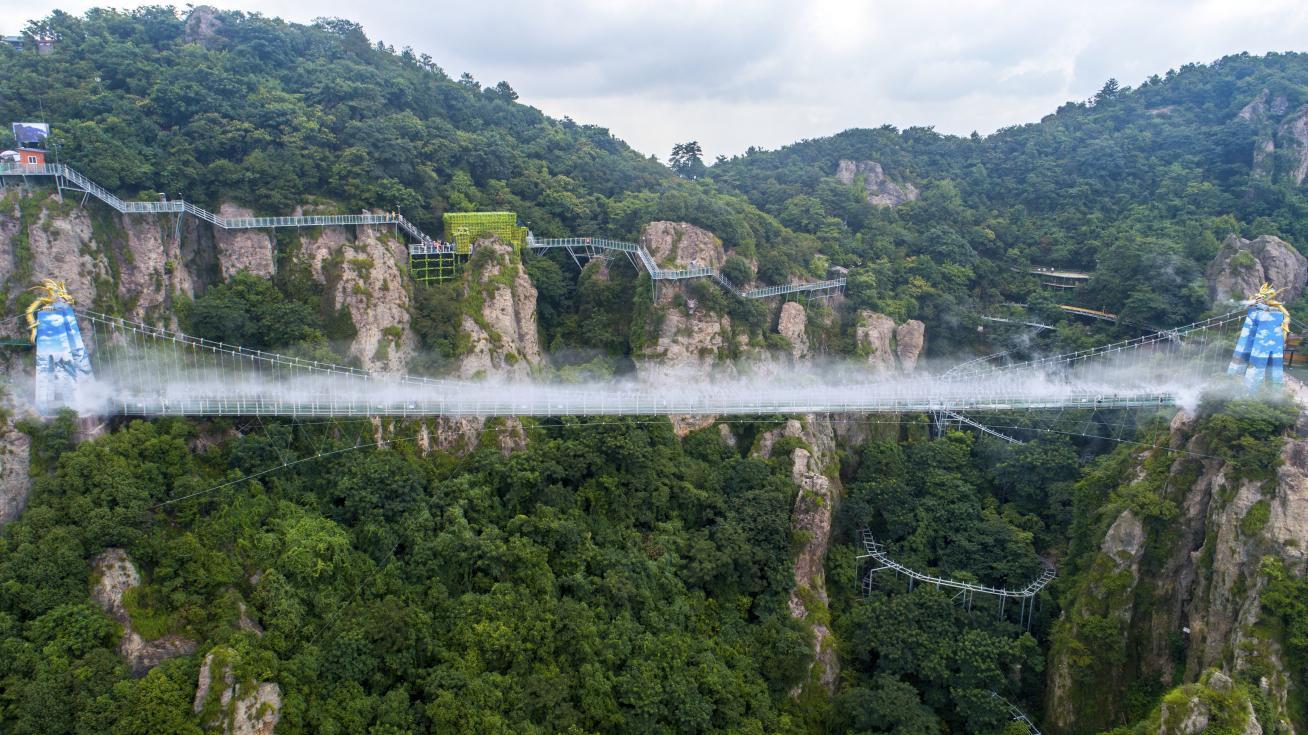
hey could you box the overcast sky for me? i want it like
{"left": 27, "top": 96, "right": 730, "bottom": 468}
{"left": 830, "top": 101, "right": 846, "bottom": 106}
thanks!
{"left": 4, "top": 0, "right": 1308, "bottom": 159}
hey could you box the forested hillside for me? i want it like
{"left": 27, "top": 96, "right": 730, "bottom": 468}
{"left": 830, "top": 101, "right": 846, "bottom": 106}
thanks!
{"left": 0, "top": 6, "right": 1307, "bottom": 735}
{"left": 709, "top": 53, "right": 1308, "bottom": 336}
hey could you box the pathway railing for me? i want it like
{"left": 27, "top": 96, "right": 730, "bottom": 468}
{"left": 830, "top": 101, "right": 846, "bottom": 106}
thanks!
{"left": 529, "top": 236, "right": 845, "bottom": 300}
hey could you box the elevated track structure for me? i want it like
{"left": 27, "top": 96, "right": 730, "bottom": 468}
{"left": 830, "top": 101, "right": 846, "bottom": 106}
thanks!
{"left": 858, "top": 530, "right": 1055, "bottom": 630}
{"left": 1, "top": 163, "right": 844, "bottom": 302}
{"left": 527, "top": 234, "right": 846, "bottom": 300}
{"left": 991, "top": 692, "right": 1043, "bottom": 735}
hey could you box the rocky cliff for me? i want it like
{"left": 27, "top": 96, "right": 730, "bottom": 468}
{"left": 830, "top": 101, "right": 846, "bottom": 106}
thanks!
{"left": 1241, "top": 89, "right": 1308, "bottom": 186}
{"left": 0, "top": 422, "right": 30, "bottom": 526}
{"left": 0, "top": 189, "right": 421, "bottom": 370}
{"left": 753, "top": 415, "right": 843, "bottom": 697}
{"left": 415, "top": 235, "right": 542, "bottom": 455}
{"left": 636, "top": 221, "right": 755, "bottom": 377}
{"left": 1207, "top": 234, "right": 1308, "bottom": 304}
{"left": 90, "top": 548, "right": 197, "bottom": 676}
{"left": 854, "top": 310, "right": 925, "bottom": 373}
{"left": 193, "top": 647, "right": 282, "bottom": 735}
{"left": 835, "top": 160, "right": 919, "bottom": 208}
{"left": 296, "top": 221, "right": 418, "bottom": 373}
{"left": 1046, "top": 396, "right": 1308, "bottom": 734}
{"left": 456, "top": 236, "right": 542, "bottom": 380}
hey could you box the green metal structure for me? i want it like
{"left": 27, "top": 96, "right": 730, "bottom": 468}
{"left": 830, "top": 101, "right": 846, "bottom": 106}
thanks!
{"left": 409, "top": 212, "right": 527, "bottom": 285}
{"left": 408, "top": 249, "right": 466, "bottom": 285}
{"left": 442, "top": 211, "right": 526, "bottom": 252}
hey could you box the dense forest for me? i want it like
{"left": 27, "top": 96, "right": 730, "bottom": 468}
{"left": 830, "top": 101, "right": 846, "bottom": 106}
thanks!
{"left": 1, "top": 5, "right": 1307, "bottom": 735}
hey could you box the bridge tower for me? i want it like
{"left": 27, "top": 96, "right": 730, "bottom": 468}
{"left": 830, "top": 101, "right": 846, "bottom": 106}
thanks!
{"left": 28, "top": 280, "right": 95, "bottom": 415}
{"left": 1228, "top": 283, "right": 1289, "bottom": 392}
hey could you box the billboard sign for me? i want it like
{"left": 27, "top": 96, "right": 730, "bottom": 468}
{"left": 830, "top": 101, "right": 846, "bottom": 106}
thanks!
{"left": 12, "top": 122, "right": 49, "bottom": 145}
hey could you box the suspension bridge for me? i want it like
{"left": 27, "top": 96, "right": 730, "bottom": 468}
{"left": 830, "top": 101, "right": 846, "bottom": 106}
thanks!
{"left": 4, "top": 163, "right": 1285, "bottom": 420}
{"left": 0, "top": 162, "right": 844, "bottom": 301}
{"left": 21, "top": 302, "right": 1254, "bottom": 418}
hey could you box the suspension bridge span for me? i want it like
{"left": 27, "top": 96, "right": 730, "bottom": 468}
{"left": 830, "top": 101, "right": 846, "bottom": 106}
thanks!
{"left": 23, "top": 303, "right": 1252, "bottom": 418}
{"left": 0, "top": 162, "right": 844, "bottom": 301}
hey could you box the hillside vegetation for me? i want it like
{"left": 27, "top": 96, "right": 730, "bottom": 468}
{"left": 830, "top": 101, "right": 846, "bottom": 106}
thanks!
{"left": 0, "top": 6, "right": 1306, "bottom": 735}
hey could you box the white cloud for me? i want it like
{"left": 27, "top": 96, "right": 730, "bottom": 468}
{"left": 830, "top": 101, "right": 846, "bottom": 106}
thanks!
{"left": 3, "top": 0, "right": 1308, "bottom": 159}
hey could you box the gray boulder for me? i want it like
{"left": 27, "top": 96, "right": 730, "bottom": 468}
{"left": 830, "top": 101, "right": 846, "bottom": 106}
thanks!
{"left": 835, "top": 160, "right": 919, "bottom": 208}
{"left": 1207, "top": 234, "right": 1308, "bottom": 304}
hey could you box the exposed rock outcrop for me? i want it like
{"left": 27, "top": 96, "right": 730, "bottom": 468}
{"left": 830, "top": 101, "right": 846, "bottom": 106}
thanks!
{"left": 457, "top": 237, "right": 541, "bottom": 380}
{"left": 298, "top": 223, "right": 418, "bottom": 373}
{"left": 1238, "top": 89, "right": 1290, "bottom": 124}
{"left": 753, "top": 416, "right": 842, "bottom": 697}
{"left": 0, "top": 425, "right": 30, "bottom": 526}
{"left": 641, "top": 220, "right": 725, "bottom": 270}
{"left": 0, "top": 190, "right": 418, "bottom": 368}
{"left": 90, "top": 548, "right": 196, "bottom": 675}
{"left": 214, "top": 204, "right": 275, "bottom": 280}
{"left": 118, "top": 214, "right": 196, "bottom": 323}
{"left": 1047, "top": 394, "right": 1308, "bottom": 733}
{"left": 1154, "top": 672, "right": 1263, "bottom": 735}
{"left": 637, "top": 222, "right": 746, "bottom": 376}
{"left": 855, "top": 311, "right": 925, "bottom": 374}
{"left": 194, "top": 648, "right": 282, "bottom": 735}
{"left": 1207, "top": 234, "right": 1308, "bottom": 304}
{"left": 1240, "top": 90, "right": 1308, "bottom": 186}
{"left": 23, "top": 201, "right": 107, "bottom": 309}
{"left": 835, "top": 160, "right": 919, "bottom": 208}
{"left": 894, "top": 320, "right": 925, "bottom": 372}
{"left": 1279, "top": 107, "right": 1308, "bottom": 186}
{"left": 777, "top": 301, "right": 809, "bottom": 360}
{"left": 183, "top": 6, "right": 225, "bottom": 46}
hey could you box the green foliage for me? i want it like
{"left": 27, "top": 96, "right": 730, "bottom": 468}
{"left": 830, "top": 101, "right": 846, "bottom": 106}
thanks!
{"left": 1199, "top": 398, "right": 1297, "bottom": 479}
{"left": 1240, "top": 499, "right": 1272, "bottom": 537}
{"left": 182, "top": 272, "right": 337, "bottom": 360}
{"left": 1260, "top": 557, "right": 1308, "bottom": 725}
{"left": 0, "top": 413, "right": 819, "bottom": 733}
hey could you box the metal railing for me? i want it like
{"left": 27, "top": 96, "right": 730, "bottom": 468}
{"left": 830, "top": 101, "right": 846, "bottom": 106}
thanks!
{"left": 529, "top": 235, "right": 846, "bottom": 299}
{"left": 1, "top": 163, "right": 437, "bottom": 245}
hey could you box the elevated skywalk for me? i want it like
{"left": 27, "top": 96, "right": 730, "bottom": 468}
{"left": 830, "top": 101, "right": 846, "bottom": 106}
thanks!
{"left": 46, "top": 307, "right": 1245, "bottom": 418}
{"left": 2, "top": 163, "right": 842, "bottom": 300}
{"left": 528, "top": 235, "right": 847, "bottom": 300}
{"left": 1, "top": 162, "right": 440, "bottom": 245}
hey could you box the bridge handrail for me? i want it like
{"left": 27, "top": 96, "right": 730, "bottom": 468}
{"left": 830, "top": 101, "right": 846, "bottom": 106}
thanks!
{"left": 78, "top": 309, "right": 477, "bottom": 389}
{"left": 528, "top": 234, "right": 845, "bottom": 299}
{"left": 858, "top": 529, "right": 1055, "bottom": 599}
{"left": 0, "top": 163, "right": 439, "bottom": 244}
{"left": 943, "top": 309, "right": 1246, "bottom": 380}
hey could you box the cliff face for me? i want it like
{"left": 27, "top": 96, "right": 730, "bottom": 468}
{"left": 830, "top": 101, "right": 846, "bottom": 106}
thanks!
{"left": 296, "top": 223, "right": 417, "bottom": 374}
{"left": 90, "top": 548, "right": 197, "bottom": 676}
{"left": 0, "top": 423, "right": 30, "bottom": 526}
{"left": 418, "top": 235, "right": 542, "bottom": 456}
{"left": 754, "top": 416, "right": 844, "bottom": 697}
{"left": 1046, "top": 399, "right": 1308, "bottom": 735}
{"left": 1207, "top": 234, "right": 1308, "bottom": 305}
{"left": 1242, "top": 89, "right": 1308, "bottom": 186}
{"left": 456, "top": 237, "right": 542, "bottom": 380}
{"left": 635, "top": 221, "right": 757, "bottom": 380}
{"left": 834, "top": 160, "right": 919, "bottom": 208}
{"left": 855, "top": 310, "right": 926, "bottom": 374}
{"left": 0, "top": 191, "right": 420, "bottom": 370}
